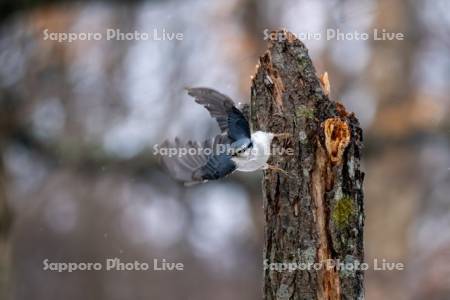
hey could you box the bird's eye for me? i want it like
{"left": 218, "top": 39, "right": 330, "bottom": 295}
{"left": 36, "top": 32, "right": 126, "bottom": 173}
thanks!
{"left": 235, "top": 147, "right": 247, "bottom": 155}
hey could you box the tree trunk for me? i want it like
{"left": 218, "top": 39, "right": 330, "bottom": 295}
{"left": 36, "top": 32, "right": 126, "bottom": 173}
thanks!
{"left": 251, "top": 30, "right": 364, "bottom": 300}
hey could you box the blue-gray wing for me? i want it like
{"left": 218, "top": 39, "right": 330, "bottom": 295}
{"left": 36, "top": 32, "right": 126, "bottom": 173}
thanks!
{"left": 160, "top": 135, "right": 236, "bottom": 184}
{"left": 186, "top": 87, "right": 251, "bottom": 142}
{"left": 193, "top": 152, "right": 236, "bottom": 181}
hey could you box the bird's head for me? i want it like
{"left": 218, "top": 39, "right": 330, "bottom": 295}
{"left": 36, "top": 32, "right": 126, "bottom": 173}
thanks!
{"left": 231, "top": 137, "right": 253, "bottom": 156}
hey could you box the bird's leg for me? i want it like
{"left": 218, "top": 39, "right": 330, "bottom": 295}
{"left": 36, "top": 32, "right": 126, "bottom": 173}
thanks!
{"left": 263, "top": 163, "right": 290, "bottom": 176}
{"left": 273, "top": 133, "right": 291, "bottom": 140}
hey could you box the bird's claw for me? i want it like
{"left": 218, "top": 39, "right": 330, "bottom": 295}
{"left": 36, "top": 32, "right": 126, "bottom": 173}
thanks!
{"left": 264, "top": 164, "right": 297, "bottom": 179}
{"left": 273, "top": 132, "right": 291, "bottom": 139}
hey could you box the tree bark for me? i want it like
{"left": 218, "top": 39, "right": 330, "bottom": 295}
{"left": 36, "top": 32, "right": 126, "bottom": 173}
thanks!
{"left": 251, "top": 30, "right": 364, "bottom": 300}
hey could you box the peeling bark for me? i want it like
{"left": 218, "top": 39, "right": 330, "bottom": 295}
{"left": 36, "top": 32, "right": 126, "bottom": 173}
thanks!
{"left": 251, "top": 30, "right": 364, "bottom": 300}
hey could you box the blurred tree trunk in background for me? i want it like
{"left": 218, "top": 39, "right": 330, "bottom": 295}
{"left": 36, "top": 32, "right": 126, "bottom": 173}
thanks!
{"left": 0, "top": 174, "right": 11, "bottom": 300}
{"left": 251, "top": 30, "right": 364, "bottom": 299}
{"left": 0, "top": 128, "right": 12, "bottom": 300}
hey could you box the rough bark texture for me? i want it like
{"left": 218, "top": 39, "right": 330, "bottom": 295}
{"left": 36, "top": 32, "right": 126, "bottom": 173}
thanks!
{"left": 250, "top": 30, "right": 364, "bottom": 300}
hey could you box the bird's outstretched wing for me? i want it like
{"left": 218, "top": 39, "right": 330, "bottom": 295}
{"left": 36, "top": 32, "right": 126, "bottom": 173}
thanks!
{"left": 186, "top": 87, "right": 251, "bottom": 142}
{"left": 160, "top": 134, "right": 236, "bottom": 185}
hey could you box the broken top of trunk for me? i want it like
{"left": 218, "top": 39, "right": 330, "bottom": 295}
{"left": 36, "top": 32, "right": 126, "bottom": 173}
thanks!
{"left": 251, "top": 30, "right": 364, "bottom": 300}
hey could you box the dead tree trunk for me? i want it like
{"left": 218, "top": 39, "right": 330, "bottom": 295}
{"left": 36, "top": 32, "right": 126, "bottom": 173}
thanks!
{"left": 251, "top": 30, "right": 364, "bottom": 300}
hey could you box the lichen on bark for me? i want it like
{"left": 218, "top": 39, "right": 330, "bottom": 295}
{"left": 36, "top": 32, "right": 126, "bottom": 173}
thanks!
{"left": 251, "top": 30, "right": 364, "bottom": 300}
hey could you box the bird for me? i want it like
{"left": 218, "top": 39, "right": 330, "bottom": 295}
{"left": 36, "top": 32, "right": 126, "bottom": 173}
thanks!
{"left": 160, "top": 87, "right": 290, "bottom": 185}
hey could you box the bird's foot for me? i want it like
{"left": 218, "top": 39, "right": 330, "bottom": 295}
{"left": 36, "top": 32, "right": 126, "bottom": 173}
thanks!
{"left": 264, "top": 164, "right": 294, "bottom": 178}
{"left": 273, "top": 132, "right": 291, "bottom": 140}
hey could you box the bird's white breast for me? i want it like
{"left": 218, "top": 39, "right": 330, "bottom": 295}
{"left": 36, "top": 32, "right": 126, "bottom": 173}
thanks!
{"left": 232, "top": 131, "right": 274, "bottom": 172}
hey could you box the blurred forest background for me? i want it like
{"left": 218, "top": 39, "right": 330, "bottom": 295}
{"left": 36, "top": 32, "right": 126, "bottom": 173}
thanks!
{"left": 0, "top": 0, "right": 449, "bottom": 299}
